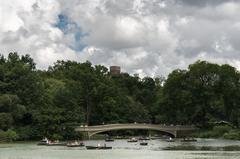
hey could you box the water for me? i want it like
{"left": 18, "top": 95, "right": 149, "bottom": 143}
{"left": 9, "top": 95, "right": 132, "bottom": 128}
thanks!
{"left": 0, "top": 139, "right": 240, "bottom": 159}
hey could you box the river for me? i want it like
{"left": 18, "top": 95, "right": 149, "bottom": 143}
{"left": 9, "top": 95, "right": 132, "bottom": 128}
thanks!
{"left": 0, "top": 139, "right": 240, "bottom": 159}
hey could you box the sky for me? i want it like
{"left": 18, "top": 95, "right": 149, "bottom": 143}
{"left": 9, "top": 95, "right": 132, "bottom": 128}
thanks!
{"left": 1, "top": 0, "right": 240, "bottom": 77}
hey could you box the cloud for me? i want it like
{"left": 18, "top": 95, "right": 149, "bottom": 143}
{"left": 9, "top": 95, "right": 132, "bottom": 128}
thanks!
{"left": 179, "top": 0, "right": 237, "bottom": 7}
{"left": 1, "top": 0, "right": 240, "bottom": 77}
{"left": 0, "top": 0, "right": 80, "bottom": 68}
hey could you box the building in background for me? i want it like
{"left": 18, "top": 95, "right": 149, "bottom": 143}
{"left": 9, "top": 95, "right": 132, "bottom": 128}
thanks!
{"left": 110, "top": 66, "right": 121, "bottom": 76}
{"left": 133, "top": 73, "right": 139, "bottom": 78}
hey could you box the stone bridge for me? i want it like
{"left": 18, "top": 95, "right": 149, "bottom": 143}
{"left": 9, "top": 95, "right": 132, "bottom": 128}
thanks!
{"left": 75, "top": 123, "right": 198, "bottom": 138}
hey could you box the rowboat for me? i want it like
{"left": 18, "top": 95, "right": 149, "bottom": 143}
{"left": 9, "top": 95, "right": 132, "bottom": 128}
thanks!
{"left": 66, "top": 141, "right": 85, "bottom": 147}
{"left": 86, "top": 145, "right": 112, "bottom": 150}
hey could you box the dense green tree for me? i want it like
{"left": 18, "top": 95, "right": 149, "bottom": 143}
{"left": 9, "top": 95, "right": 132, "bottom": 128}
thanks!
{"left": 0, "top": 113, "right": 13, "bottom": 130}
{"left": 159, "top": 61, "right": 240, "bottom": 128}
{"left": 1, "top": 52, "right": 240, "bottom": 140}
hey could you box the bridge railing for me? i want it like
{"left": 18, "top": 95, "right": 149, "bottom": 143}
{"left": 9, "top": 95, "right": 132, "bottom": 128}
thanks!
{"left": 77, "top": 123, "right": 195, "bottom": 127}
{"left": 75, "top": 123, "right": 197, "bottom": 131}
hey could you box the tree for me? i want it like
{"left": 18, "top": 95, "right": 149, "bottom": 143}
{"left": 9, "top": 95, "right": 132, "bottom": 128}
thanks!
{"left": 0, "top": 113, "right": 13, "bottom": 130}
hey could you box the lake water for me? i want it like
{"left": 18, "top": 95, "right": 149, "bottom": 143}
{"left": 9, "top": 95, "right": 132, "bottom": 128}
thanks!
{"left": 0, "top": 139, "right": 240, "bottom": 159}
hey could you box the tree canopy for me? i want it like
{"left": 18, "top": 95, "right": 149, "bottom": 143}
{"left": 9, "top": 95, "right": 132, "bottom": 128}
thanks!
{"left": 0, "top": 53, "right": 240, "bottom": 140}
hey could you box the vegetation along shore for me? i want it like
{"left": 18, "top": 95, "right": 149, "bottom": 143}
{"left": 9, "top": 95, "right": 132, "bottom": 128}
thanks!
{"left": 0, "top": 52, "right": 240, "bottom": 142}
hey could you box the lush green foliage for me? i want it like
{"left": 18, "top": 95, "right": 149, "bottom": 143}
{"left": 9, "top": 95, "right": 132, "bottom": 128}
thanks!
{"left": 159, "top": 61, "right": 240, "bottom": 128}
{"left": 223, "top": 130, "right": 240, "bottom": 140}
{"left": 0, "top": 53, "right": 240, "bottom": 140}
{"left": 197, "top": 125, "right": 240, "bottom": 140}
{"left": 0, "top": 129, "right": 18, "bottom": 142}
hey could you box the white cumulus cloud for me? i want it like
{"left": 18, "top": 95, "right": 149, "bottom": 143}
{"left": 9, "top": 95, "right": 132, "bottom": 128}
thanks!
{"left": 1, "top": 0, "right": 240, "bottom": 77}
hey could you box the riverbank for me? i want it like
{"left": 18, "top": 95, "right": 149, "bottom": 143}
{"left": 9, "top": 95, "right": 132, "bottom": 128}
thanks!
{"left": 163, "top": 145, "right": 240, "bottom": 151}
{"left": 1, "top": 125, "right": 240, "bottom": 143}
{"left": 194, "top": 126, "right": 240, "bottom": 140}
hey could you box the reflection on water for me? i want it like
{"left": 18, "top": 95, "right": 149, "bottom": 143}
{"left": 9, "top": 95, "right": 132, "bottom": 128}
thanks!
{"left": 163, "top": 145, "right": 240, "bottom": 151}
{"left": 0, "top": 139, "right": 240, "bottom": 159}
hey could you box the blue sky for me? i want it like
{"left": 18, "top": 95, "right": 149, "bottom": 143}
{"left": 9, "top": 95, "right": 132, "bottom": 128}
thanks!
{"left": 56, "top": 14, "right": 87, "bottom": 52}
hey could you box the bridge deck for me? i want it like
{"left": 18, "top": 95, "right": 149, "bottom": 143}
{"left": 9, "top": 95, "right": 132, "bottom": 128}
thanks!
{"left": 75, "top": 123, "right": 197, "bottom": 132}
{"left": 75, "top": 124, "right": 197, "bottom": 138}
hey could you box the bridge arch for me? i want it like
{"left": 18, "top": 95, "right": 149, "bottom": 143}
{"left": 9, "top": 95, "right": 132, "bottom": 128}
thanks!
{"left": 87, "top": 128, "right": 176, "bottom": 138}
{"left": 74, "top": 124, "right": 196, "bottom": 138}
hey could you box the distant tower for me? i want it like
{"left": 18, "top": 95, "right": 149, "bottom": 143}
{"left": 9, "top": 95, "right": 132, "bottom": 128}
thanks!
{"left": 110, "top": 66, "right": 121, "bottom": 76}
{"left": 133, "top": 73, "right": 139, "bottom": 78}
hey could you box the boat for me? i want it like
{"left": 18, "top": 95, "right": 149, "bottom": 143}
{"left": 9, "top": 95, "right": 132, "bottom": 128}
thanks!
{"left": 47, "top": 140, "right": 66, "bottom": 146}
{"left": 181, "top": 137, "right": 197, "bottom": 142}
{"left": 140, "top": 141, "right": 148, "bottom": 146}
{"left": 138, "top": 137, "right": 150, "bottom": 140}
{"left": 105, "top": 138, "right": 114, "bottom": 142}
{"left": 166, "top": 137, "right": 175, "bottom": 142}
{"left": 37, "top": 137, "right": 49, "bottom": 145}
{"left": 127, "top": 137, "right": 138, "bottom": 142}
{"left": 66, "top": 141, "right": 85, "bottom": 147}
{"left": 47, "top": 142, "right": 66, "bottom": 146}
{"left": 115, "top": 136, "right": 126, "bottom": 139}
{"left": 86, "top": 144, "right": 112, "bottom": 150}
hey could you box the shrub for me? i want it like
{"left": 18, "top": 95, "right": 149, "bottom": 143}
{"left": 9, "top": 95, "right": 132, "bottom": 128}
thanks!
{"left": 0, "top": 129, "right": 18, "bottom": 142}
{"left": 197, "top": 125, "right": 232, "bottom": 138}
{"left": 6, "top": 129, "right": 18, "bottom": 141}
{"left": 223, "top": 130, "right": 240, "bottom": 140}
{"left": 212, "top": 125, "right": 231, "bottom": 137}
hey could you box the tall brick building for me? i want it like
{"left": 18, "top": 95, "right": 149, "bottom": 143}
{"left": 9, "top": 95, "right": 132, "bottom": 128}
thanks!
{"left": 110, "top": 66, "right": 121, "bottom": 75}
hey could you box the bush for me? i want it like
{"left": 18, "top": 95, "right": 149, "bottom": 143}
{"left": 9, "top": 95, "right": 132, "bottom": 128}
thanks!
{"left": 223, "top": 130, "right": 240, "bottom": 140}
{"left": 0, "top": 129, "right": 18, "bottom": 142}
{"left": 51, "top": 134, "right": 63, "bottom": 140}
{"left": 6, "top": 129, "right": 18, "bottom": 141}
{"left": 16, "top": 126, "right": 41, "bottom": 140}
{"left": 213, "top": 125, "right": 231, "bottom": 136}
{"left": 0, "top": 113, "right": 13, "bottom": 130}
{"left": 197, "top": 125, "right": 232, "bottom": 138}
{"left": 198, "top": 131, "right": 214, "bottom": 138}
